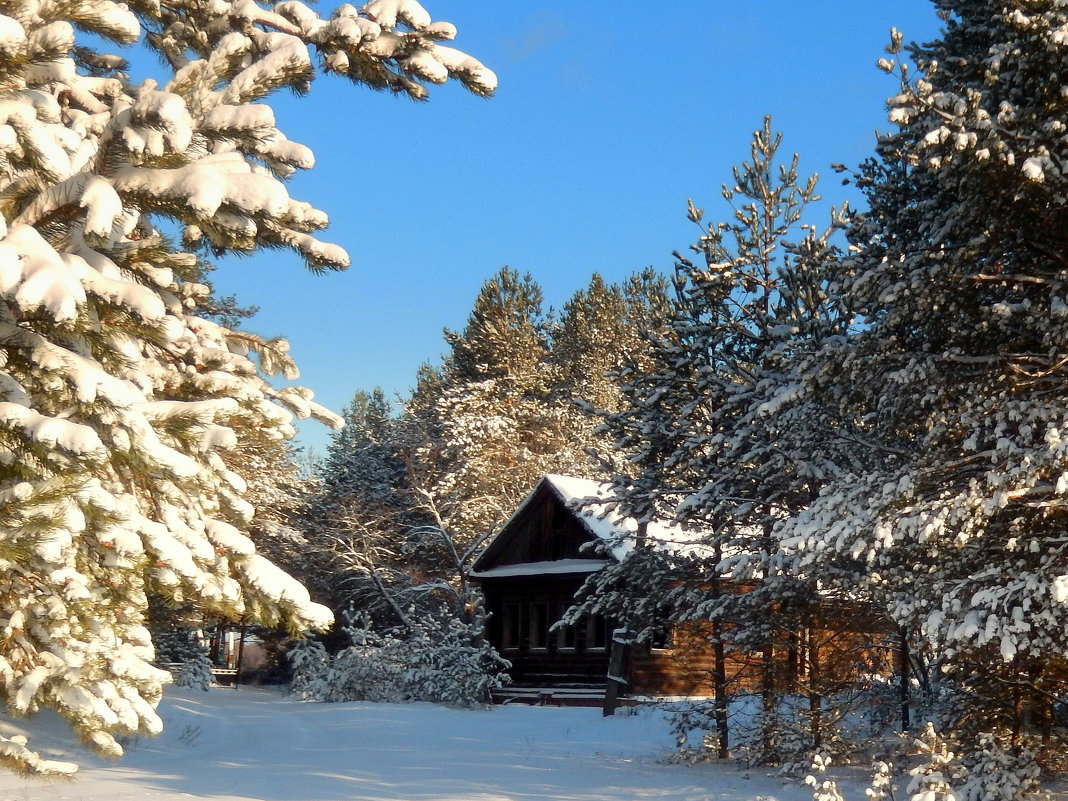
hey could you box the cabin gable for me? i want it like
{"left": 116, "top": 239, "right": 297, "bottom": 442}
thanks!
{"left": 474, "top": 478, "right": 606, "bottom": 572}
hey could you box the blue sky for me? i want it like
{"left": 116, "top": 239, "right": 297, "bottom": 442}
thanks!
{"left": 205, "top": 1, "right": 945, "bottom": 457}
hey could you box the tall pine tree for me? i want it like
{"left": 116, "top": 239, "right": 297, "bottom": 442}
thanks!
{"left": 548, "top": 269, "right": 671, "bottom": 474}
{"left": 783, "top": 1, "right": 1068, "bottom": 757}
{"left": 582, "top": 118, "right": 853, "bottom": 759}
{"left": 414, "top": 267, "right": 556, "bottom": 550}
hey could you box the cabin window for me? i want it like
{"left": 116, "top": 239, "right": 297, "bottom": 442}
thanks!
{"left": 586, "top": 614, "right": 608, "bottom": 651}
{"left": 650, "top": 622, "right": 675, "bottom": 651}
{"left": 502, "top": 603, "right": 521, "bottom": 650}
{"left": 555, "top": 604, "right": 577, "bottom": 651}
{"left": 529, "top": 602, "right": 550, "bottom": 650}
{"left": 650, "top": 604, "right": 675, "bottom": 651}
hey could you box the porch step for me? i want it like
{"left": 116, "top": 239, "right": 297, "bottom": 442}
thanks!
{"left": 491, "top": 684, "right": 610, "bottom": 706}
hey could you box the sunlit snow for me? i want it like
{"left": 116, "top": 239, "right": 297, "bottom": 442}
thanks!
{"left": 0, "top": 686, "right": 855, "bottom": 801}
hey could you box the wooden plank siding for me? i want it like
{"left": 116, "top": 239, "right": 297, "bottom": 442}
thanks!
{"left": 629, "top": 616, "right": 898, "bottom": 698}
{"left": 477, "top": 480, "right": 598, "bottom": 568}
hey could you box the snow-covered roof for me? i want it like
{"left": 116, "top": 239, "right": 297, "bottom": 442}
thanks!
{"left": 543, "top": 474, "right": 714, "bottom": 560}
{"left": 470, "top": 475, "right": 712, "bottom": 579}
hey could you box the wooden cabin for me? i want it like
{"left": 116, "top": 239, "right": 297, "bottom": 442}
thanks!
{"left": 468, "top": 474, "right": 720, "bottom": 699}
{"left": 469, "top": 475, "right": 898, "bottom": 704}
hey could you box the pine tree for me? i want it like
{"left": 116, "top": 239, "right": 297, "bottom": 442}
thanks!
{"left": 670, "top": 120, "right": 857, "bottom": 759}
{"left": 585, "top": 118, "right": 854, "bottom": 761}
{"left": 550, "top": 269, "right": 671, "bottom": 416}
{"left": 416, "top": 267, "right": 556, "bottom": 548}
{"left": 319, "top": 389, "right": 404, "bottom": 510}
{"left": 548, "top": 269, "right": 671, "bottom": 474}
{"left": 445, "top": 267, "right": 549, "bottom": 387}
{"left": 782, "top": 1, "right": 1068, "bottom": 758}
{"left": 0, "top": 0, "right": 495, "bottom": 773}
{"left": 303, "top": 388, "right": 426, "bottom": 630}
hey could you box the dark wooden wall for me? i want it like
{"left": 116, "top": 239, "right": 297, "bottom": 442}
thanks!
{"left": 481, "top": 574, "right": 610, "bottom": 685}
{"left": 483, "top": 485, "right": 596, "bottom": 568}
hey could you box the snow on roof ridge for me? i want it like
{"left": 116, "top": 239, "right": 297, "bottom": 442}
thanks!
{"left": 543, "top": 473, "right": 611, "bottom": 500}
{"left": 542, "top": 474, "right": 707, "bottom": 561}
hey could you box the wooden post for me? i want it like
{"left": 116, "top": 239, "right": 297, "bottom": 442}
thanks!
{"left": 603, "top": 629, "right": 633, "bottom": 717}
{"left": 234, "top": 617, "right": 247, "bottom": 688}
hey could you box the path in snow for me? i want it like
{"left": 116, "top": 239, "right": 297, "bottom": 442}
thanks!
{"left": 0, "top": 686, "right": 836, "bottom": 801}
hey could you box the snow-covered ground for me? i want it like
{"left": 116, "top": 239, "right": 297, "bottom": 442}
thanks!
{"left": 0, "top": 686, "right": 850, "bottom": 801}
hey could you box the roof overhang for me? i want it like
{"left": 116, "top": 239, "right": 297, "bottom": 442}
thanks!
{"left": 469, "top": 558, "right": 609, "bottom": 579}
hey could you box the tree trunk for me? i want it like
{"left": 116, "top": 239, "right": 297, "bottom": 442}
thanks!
{"left": 210, "top": 621, "right": 224, "bottom": 666}
{"left": 713, "top": 627, "right": 729, "bottom": 759}
{"left": 711, "top": 544, "right": 729, "bottom": 758}
{"left": 1011, "top": 657, "right": 1022, "bottom": 748}
{"left": 234, "top": 617, "right": 247, "bottom": 686}
{"left": 1027, "top": 660, "right": 1051, "bottom": 762}
{"left": 760, "top": 516, "right": 776, "bottom": 755}
{"left": 807, "top": 621, "right": 822, "bottom": 749}
{"left": 762, "top": 642, "right": 776, "bottom": 753}
{"left": 899, "top": 626, "right": 910, "bottom": 732}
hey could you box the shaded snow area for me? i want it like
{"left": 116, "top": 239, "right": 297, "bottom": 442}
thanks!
{"left": 0, "top": 686, "right": 847, "bottom": 801}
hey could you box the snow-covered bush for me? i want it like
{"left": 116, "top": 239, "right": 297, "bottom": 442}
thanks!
{"left": 956, "top": 734, "right": 1044, "bottom": 801}
{"left": 172, "top": 655, "right": 215, "bottom": 691}
{"left": 866, "top": 760, "right": 896, "bottom": 801}
{"left": 290, "top": 618, "right": 509, "bottom": 707}
{"left": 286, "top": 638, "right": 331, "bottom": 699}
{"left": 804, "top": 753, "right": 844, "bottom": 801}
{"left": 906, "top": 724, "right": 963, "bottom": 801}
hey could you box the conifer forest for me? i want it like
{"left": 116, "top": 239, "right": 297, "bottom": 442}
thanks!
{"left": 0, "top": 0, "right": 1067, "bottom": 798}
